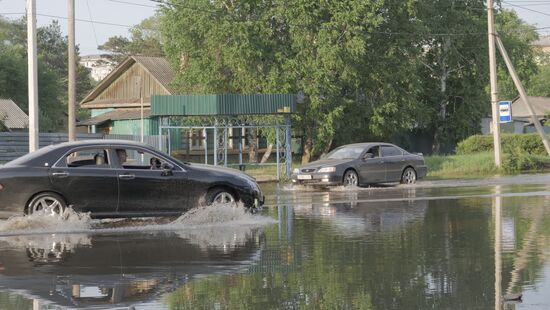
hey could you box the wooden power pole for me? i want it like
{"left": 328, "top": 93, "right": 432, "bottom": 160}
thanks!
{"left": 487, "top": 0, "right": 502, "bottom": 167}
{"left": 27, "top": 0, "right": 39, "bottom": 152}
{"left": 495, "top": 36, "right": 550, "bottom": 156}
{"left": 68, "top": 0, "right": 76, "bottom": 142}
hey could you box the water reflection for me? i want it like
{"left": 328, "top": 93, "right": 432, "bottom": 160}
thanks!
{"left": 2, "top": 182, "right": 550, "bottom": 309}
{"left": 0, "top": 226, "right": 264, "bottom": 308}
{"left": 291, "top": 188, "right": 427, "bottom": 235}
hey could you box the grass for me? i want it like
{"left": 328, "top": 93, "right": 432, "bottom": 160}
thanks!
{"left": 245, "top": 152, "right": 550, "bottom": 182}
{"left": 425, "top": 151, "right": 550, "bottom": 180}
{"left": 425, "top": 152, "right": 501, "bottom": 179}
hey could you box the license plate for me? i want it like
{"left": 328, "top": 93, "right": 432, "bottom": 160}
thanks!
{"left": 297, "top": 174, "right": 312, "bottom": 180}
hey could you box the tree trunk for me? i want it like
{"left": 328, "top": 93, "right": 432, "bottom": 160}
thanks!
{"left": 301, "top": 136, "right": 313, "bottom": 164}
{"left": 260, "top": 143, "right": 273, "bottom": 164}
{"left": 248, "top": 128, "right": 258, "bottom": 163}
{"left": 319, "top": 138, "right": 333, "bottom": 158}
{"left": 186, "top": 129, "right": 191, "bottom": 161}
{"left": 432, "top": 37, "right": 451, "bottom": 154}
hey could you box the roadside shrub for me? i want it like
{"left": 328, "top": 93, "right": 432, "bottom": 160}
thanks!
{"left": 455, "top": 135, "right": 494, "bottom": 154}
{"left": 502, "top": 147, "right": 550, "bottom": 173}
{"left": 456, "top": 134, "right": 548, "bottom": 155}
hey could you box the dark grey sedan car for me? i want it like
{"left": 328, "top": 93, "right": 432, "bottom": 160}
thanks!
{"left": 0, "top": 140, "right": 264, "bottom": 219}
{"left": 291, "top": 143, "right": 427, "bottom": 187}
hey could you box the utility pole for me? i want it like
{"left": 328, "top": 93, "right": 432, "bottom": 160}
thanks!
{"left": 488, "top": 0, "right": 502, "bottom": 167}
{"left": 496, "top": 36, "right": 550, "bottom": 156}
{"left": 68, "top": 0, "right": 76, "bottom": 142}
{"left": 27, "top": 0, "right": 39, "bottom": 152}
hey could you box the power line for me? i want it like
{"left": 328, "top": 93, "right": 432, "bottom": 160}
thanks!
{"left": 108, "top": 0, "right": 157, "bottom": 8}
{"left": 86, "top": 0, "right": 100, "bottom": 47}
{"left": 502, "top": 1, "right": 550, "bottom": 18}
{"left": 0, "top": 12, "right": 137, "bottom": 28}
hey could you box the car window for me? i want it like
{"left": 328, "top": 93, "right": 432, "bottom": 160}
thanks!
{"left": 115, "top": 147, "right": 175, "bottom": 170}
{"left": 365, "top": 146, "right": 380, "bottom": 158}
{"left": 326, "top": 146, "right": 365, "bottom": 160}
{"left": 61, "top": 148, "right": 110, "bottom": 168}
{"left": 381, "top": 145, "right": 402, "bottom": 157}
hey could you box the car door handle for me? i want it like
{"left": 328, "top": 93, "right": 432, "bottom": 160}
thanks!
{"left": 52, "top": 172, "right": 69, "bottom": 178}
{"left": 118, "top": 174, "right": 135, "bottom": 180}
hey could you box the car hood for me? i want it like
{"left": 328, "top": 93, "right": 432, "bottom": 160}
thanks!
{"left": 299, "top": 158, "right": 354, "bottom": 170}
{"left": 188, "top": 163, "right": 255, "bottom": 181}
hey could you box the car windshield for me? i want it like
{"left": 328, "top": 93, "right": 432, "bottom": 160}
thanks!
{"left": 325, "top": 146, "right": 365, "bottom": 160}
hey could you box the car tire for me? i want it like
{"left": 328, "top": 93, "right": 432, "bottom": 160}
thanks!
{"left": 401, "top": 167, "right": 417, "bottom": 184}
{"left": 206, "top": 187, "right": 238, "bottom": 206}
{"left": 343, "top": 170, "right": 358, "bottom": 187}
{"left": 27, "top": 192, "right": 67, "bottom": 216}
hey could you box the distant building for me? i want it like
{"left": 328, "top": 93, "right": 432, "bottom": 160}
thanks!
{"left": 79, "top": 54, "right": 116, "bottom": 82}
{"left": 0, "top": 98, "right": 28, "bottom": 132}
{"left": 78, "top": 55, "right": 175, "bottom": 135}
{"left": 533, "top": 35, "right": 550, "bottom": 55}
{"left": 481, "top": 96, "right": 550, "bottom": 134}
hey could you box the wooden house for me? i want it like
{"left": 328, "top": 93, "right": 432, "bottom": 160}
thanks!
{"left": 0, "top": 98, "right": 28, "bottom": 132}
{"left": 78, "top": 56, "right": 175, "bottom": 135}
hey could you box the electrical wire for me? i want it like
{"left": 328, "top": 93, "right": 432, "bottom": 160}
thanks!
{"left": 109, "top": 0, "right": 157, "bottom": 8}
{"left": 0, "top": 12, "right": 136, "bottom": 28}
{"left": 502, "top": 1, "right": 550, "bottom": 17}
{"left": 86, "top": 0, "right": 100, "bottom": 47}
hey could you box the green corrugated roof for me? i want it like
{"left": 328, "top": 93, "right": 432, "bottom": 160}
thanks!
{"left": 151, "top": 94, "right": 296, "bottom": 116}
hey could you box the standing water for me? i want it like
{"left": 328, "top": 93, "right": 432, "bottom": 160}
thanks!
{"left": 1, "top": 175, "right": 550, "bottom": 309}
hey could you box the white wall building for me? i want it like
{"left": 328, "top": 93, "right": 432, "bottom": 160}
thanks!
{"left": 80, "top": 55, "right": 115, "bottom": 82}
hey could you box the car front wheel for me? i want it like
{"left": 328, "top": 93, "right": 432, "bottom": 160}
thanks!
{"left": 343, "top": 170, "right": 358, "bottom": 187}
{"left": 27, "top": 192, "right": 67, "bottom": 216}
{"left": 401, "top": 167, "right": 417, "bottom": 184}
{"left": 206, "top": 188, "right": 238, "bottom": 207}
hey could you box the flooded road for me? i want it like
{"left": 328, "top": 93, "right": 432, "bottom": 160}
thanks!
{"left": 1, "top": 174, "right": 550, "bottom": 309}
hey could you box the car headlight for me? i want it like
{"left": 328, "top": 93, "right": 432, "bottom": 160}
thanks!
{"left": 293, "top": 168, "right": 299, "bottom": 174}
{"left": 318, "top": 167, "right": 336, "bottom": 173}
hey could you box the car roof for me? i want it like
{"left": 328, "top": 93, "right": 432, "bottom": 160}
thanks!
{"left": 3, "top": 139, "right": 157, "bottom": 167}
{"left": 336, "top": 142, "right": 397, "bottom": 148}
{"left": 53, "top": 139, "right": 152, "bottom": 148}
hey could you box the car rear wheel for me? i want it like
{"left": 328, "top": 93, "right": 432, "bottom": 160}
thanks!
{"left": 401, "top": 167, "right": 417, "bottom": 184}
{"left": 27, "top": 192, "right": 67, "bottom": 216}
{"left": 343, "top": 170, "right": 358, "bottom": 187}
{"left": 206, "top": 188, "right": 238, "bottom": 207}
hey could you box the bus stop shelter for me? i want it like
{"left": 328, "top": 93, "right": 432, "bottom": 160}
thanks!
{"left": 151, "top": 94, "right": 296, "bottom": 179}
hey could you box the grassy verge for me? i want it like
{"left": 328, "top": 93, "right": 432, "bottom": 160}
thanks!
{"left": 425, "top": 152, "right": 500, "bottom": 179}
{"left": 425, "top": 151, "right": 550, "bottom": 180}
{"left": 246, "top": 152, "right": 550, "bottom": 181}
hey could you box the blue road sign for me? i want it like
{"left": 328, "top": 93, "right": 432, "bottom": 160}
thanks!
{"left": 499, "top": 101, "right": 512, "bottom": 123}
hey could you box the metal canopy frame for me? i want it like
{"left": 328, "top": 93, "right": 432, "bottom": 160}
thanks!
{"left": 157, "top": 115, "right": 293, "bottom": 179}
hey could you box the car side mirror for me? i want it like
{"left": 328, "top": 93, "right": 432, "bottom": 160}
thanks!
{"left": 363, "top": 153, "right": 374, "bottom": 160}
{"left": 161, "top": 163, "right": 174, "bottom": 176}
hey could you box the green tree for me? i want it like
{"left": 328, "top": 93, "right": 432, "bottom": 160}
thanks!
{"left": 0, "top": 17, "right": 93, "bottom": 131}
{"left": 98, "top": 15, "right": 164, "bottom": 64}
{"left": 159, "top": 1, "right": 541, "bottom": 158}
{"left": 495, "top": 9, "right": 539, "bottom": 101}
{"left": 160, "top": 0, "right": 423, "bottom": 162}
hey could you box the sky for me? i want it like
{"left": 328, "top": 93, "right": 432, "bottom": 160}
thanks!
{"left": 0, "top": 0, "right": 549, "bottom": 56}
{"left": 0, "top": 0, "right": 159, "bottom": 55}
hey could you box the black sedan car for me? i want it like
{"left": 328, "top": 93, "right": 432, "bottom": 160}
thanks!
{"left": 0, "top": 140, "right": 264, "bottom": 218}
{"left": 291, "top": 143, "right": 427, "bottom": 187}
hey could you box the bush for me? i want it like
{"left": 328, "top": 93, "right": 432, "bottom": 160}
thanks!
{"left": 502, "top": 147, "right": 550, "bottom": 173}
{"left": 456, "top": 134, "right": 548, "bottom": 155}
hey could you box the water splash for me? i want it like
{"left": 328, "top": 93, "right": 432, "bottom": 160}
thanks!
{"left": 0, "top": 207, "right": 92, "bottom": 235}
{"left": 0, "top": 203, "right": 276, "bottom": 237}
{"left": 168, "top": 203, "right": 276, "bottom": 250}
{"left": 171, "top": 202, "right": 276, "bottom": 227}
